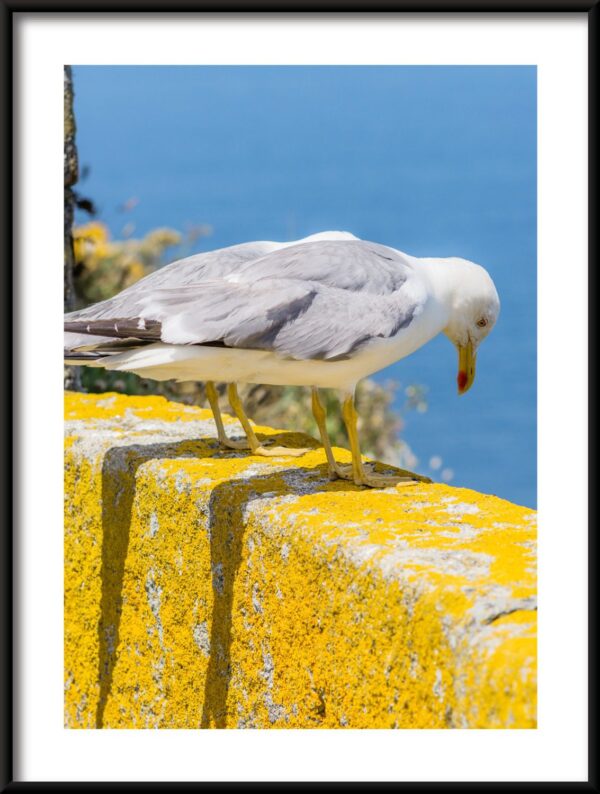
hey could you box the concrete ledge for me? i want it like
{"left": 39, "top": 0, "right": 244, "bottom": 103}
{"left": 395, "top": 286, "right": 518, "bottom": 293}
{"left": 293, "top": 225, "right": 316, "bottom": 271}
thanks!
{"left": 64, "top": 391, "right": 537, "bottom": 729}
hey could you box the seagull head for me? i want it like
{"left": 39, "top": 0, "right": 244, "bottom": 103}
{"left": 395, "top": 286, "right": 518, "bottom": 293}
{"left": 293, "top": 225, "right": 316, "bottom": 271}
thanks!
{"left": 441, "top": 258, "right": 500, "bottom": 395}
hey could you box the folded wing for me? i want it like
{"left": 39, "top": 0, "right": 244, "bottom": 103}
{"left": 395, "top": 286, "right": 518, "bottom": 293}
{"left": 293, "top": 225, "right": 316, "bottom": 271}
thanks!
{"left": 65, "top": 238, "right": 423, "bottom": 361}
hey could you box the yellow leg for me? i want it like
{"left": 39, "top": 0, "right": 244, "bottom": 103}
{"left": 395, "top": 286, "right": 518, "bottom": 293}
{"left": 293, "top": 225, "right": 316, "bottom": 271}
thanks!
{"left": 206, "top": 381, "right": 248, "bottom": 450}
{"left": 341, "top": 392, "right": 430, "bottom": 488}
{"left": 227, "top": 383, "right": 310, "bottom": 458}
{"left": 311, "top": 387, "right": 352, "bottom": 479}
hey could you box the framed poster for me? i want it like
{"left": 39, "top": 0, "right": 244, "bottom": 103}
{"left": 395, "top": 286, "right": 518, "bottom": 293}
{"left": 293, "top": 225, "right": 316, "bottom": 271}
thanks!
{"left": 3, "top": 5, "right": 593, "bottom": 788}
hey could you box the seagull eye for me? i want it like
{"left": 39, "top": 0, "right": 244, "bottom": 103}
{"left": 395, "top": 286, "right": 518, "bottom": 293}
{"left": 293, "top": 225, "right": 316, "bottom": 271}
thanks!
{"left": 476, "top": 318, "right": 488, "bottom": 328}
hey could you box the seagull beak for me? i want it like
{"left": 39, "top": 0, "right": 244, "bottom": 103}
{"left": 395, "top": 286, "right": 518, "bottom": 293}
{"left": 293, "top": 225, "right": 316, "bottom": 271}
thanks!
{"left": 457, "top": 341, "right": 476, "bottom": 395}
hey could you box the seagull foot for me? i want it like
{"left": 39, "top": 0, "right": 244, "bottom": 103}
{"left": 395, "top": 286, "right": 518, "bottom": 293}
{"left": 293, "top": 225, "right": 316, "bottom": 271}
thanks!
{"left": 328, "top": 463, "right": 353, "bottom": 480}
{"left": 356, "top": 471, "right": 420, "bottom": 489}
{"left": 358, "top": 465, "right": 432, "bottom": 488}
{"left": 218, "top": 436, "right": 249, "bottom": 450}
{"left": 329, "top": 461, "right": 432, "bottom": 488}
{"left": 252, "top": 444, "right": 311, "bottom": 458}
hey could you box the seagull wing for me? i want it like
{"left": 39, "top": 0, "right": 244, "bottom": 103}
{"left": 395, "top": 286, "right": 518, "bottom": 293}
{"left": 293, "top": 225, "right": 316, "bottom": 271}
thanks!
{"left": 231, "top": 239, "right": 414, "bottom": 295}
{"left": 65, "top": 240, "right": 274, "bottom": 323}
{"left": 64, "top": 240, "right": 275, "bottom": 352}
{"left": 260, "top": 284, "right": 422, "bottom": 359}
{"left": 65, "top": 238, "right": 425, "bottom": 361}
{"left": 142, "top": 239, "right": 422, "bottom": 358}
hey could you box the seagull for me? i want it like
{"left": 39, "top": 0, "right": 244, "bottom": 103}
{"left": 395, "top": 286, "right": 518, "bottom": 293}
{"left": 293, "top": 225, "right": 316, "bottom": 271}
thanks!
{"left": 64, "top": 231, "right": 500, "bottom": 488}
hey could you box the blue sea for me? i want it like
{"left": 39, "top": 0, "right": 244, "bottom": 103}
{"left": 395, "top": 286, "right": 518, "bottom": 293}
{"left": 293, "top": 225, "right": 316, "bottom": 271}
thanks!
{"left": 72, "top": 66, "right": 537, "bottom": 508}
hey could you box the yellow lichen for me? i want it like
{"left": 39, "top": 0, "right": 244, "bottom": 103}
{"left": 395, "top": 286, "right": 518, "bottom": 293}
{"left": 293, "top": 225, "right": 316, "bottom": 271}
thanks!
{"left": 64, "top": 391, "right": 537, "bottom": 729}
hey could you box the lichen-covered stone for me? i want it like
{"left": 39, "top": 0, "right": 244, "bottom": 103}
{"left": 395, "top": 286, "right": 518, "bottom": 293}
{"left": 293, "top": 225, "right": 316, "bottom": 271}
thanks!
{"left": 64, "top": 391, "right": 537, "bottom": 729}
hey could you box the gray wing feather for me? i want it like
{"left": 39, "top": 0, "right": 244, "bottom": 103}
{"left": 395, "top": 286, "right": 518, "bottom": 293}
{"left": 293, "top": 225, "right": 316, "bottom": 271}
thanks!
{"left": 271, "top": 288, "right": 417, "bottom": 359}
{"left": 141, "top": 278, "right": 420, "bottom": 361}
{"left": 64, "top": 241, "right": 272, "bottom": 324}
{"left": 65, "top": 330, "right": 116, "bottom": 351}
{"left": 66, "top": 238, "right": 422, "bottom": 360}
{"left": 144, "top": 280, "right": 316, "bottom": 348}
{"left": 64, "top": 241, "right": 271, "bottom": 352}
{"left": 232, "top": 240, "right": 412, "bottom": 295}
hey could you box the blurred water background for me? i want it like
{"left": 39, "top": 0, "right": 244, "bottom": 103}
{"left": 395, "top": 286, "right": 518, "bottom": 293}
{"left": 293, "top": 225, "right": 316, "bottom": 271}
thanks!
{"left": 72, "top": 66, "right": 536, "bottom": 507}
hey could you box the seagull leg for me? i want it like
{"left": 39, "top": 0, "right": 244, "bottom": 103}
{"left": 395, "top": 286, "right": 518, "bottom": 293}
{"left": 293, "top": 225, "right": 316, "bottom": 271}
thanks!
{"left": 341, "top": 391, "right": 430, "bottom": 488}
{"left": 227, "top": 383, "right": 310, "bottom": 457}
{"left": 205, "top": 381, "right": 248, "bottom": 450}
{"left": 311, "top": 387, "right": 352, "bottom": 479}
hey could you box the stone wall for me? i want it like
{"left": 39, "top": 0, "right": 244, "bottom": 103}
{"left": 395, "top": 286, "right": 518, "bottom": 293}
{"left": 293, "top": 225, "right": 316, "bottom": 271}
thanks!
{"left": 64, "top": 391, "right": 537, "bottom": 729}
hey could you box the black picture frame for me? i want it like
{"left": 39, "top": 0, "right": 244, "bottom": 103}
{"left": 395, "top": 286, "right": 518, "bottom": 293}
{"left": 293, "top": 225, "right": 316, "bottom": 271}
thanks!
{"left": 2, "top": 4, "right": 595, "bottom": 790}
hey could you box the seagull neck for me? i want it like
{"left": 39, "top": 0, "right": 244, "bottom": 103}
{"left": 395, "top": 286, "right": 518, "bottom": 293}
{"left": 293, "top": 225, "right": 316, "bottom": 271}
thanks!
{"left": 418, "top": 258, "right": 460, "bottom": 313}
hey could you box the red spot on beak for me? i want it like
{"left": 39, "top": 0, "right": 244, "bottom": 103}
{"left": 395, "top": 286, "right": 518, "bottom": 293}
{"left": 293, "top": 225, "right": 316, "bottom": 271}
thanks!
{"left": 457, "top": 370, "right": 468, "bottom": 391}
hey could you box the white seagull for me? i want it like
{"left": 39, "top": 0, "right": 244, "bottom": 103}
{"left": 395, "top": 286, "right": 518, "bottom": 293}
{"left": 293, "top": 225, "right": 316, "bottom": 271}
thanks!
{"left": 64, "top": 231, "right": 500, "bottom": 488}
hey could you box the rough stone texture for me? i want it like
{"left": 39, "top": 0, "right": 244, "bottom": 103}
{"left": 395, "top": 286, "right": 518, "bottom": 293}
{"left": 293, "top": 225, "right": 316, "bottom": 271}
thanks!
{"left": 64, "top": 391, "right": 537, "bottom": 729}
